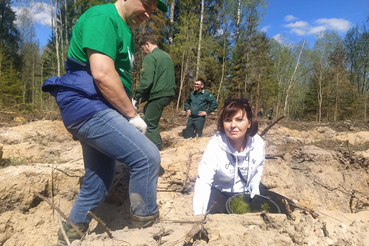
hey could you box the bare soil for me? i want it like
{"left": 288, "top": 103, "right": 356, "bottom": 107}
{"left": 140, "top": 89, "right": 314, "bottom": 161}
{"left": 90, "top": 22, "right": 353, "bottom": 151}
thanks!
{"left": 0, "top": 109, "right": 369, "bottom": 246}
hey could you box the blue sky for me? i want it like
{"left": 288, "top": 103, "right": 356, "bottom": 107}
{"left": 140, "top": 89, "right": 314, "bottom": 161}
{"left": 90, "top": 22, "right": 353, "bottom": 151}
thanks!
{"left": 12, "top": 0, "right": 369, "bottom": 48}
{"left": 261, "top": 0, "right": 368, "bottom": 47}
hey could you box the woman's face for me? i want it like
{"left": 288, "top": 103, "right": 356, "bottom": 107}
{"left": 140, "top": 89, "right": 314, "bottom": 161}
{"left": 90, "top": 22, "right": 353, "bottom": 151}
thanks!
{"left": 223, "top": 109, "right": 251, "bottom": 142}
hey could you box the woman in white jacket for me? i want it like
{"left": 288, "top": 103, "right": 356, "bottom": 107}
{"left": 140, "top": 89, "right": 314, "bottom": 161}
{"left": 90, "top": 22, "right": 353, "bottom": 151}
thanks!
{"left": 193, "top": 98, "right": 265, "bottom": 215}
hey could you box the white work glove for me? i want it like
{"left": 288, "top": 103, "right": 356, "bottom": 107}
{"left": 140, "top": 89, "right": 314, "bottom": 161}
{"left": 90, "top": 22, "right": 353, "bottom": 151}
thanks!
{"left": 128, "top": 115, "right": 147, "bottom": 135}
{"left": 248, "top": 183, "right": 260, "bottom": 199}
{"left": 132, "top": 98, "right": 138, "bottom": 109}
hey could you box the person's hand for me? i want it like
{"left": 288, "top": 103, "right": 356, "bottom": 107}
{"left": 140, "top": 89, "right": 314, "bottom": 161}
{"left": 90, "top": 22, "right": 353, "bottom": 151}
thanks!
{"left": 248, "top": 183, "right": 260, "bottom": 199}
{"left": 132, "top": 98, "right": 138, "bottom": 109}
{"left": 128, "top": 115, "right": 147, "bottom": 135}
{"left": 198, "top": 111, "right": 207, "bottom": 116}
{"left": 186, "top": 110, "right": 191, "bottom": 116}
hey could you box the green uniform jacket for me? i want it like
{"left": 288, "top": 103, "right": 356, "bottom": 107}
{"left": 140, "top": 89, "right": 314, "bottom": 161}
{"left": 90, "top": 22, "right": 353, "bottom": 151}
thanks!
{"left": 134, "top": 47, "right": 175, "bottom": 102}
{"left": 184, "top": 89, "right": 218, "bottom": 116}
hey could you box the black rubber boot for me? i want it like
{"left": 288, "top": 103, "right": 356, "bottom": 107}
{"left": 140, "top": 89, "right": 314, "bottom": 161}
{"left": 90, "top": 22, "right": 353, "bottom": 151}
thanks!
{"left": 131, "top": 211, "right": 159, "bottom": 229}
{"left": 56, "top": 222, "right": 89, "bottom": 245}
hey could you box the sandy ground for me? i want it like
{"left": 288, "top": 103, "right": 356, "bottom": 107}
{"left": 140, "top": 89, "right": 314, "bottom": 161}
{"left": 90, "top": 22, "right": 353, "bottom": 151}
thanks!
{"left": 0, "top": 116, "right": 369, "bottom": 246}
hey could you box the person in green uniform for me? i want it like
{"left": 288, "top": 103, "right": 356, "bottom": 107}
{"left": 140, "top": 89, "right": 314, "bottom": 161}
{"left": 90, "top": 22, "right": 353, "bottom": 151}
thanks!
{"left": 184, "top": 78, "right": 218, "bottom": 138}
{"left": 41, "top": 0, "right": 168, "bottom": 245}
{"left": 133, "top": 33, "right": 175, "bottom": 150}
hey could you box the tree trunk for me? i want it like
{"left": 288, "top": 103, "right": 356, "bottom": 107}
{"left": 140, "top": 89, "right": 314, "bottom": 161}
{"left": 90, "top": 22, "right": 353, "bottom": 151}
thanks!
{"left": 0, "top": 40, "right": 2, "bottom": 78}
{"left": 40, "top": 59, "right": 44, "bottom": 109}
{"left": 365, "top": 93, "right": 367, "bottom": 122}
{"left": 284, "top": 40, "right": 305, "bottom": 115}
{"left": 169, "top": 0, "right": 175, "bottom": 45}
{"left": 59, "top": 1, "right": 64, "bottom": 66}
{"left": 195, "top": 0, "right": 204, "bottom": 80}
{"left": 217, "top": 30, "right": 227, "bottom": 102}
{"left": 255, "top": 72, "right": 260, "bottom": 112}
{"left": 65, "top": 0, "right": 68, "bottom": 46}
{"left": 177, "top": 50, "right": 186, "bottom": 110}
{"left": 235, "top": 0, "right": 241, "bottom": 43}
{"left": 53, "top": 0, "right": 61, "bottom": 76}
{"left": 318, "top": 70, "right": 323, "bottom": 123}
{"left": 334, "top": 66, "right": 339, "bottom": 122}
{"left": 244, "top": 36, "right": 251, "bottom": 98}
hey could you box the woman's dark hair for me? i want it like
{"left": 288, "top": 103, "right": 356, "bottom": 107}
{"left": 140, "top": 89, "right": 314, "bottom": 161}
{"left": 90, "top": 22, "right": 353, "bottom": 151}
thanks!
{"left": 217, "top": 99, "right": 258, "bottom": 137}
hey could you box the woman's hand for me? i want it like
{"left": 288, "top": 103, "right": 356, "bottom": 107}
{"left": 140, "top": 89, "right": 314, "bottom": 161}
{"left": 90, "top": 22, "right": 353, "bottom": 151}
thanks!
{"left": 248, "top": 183, "right": 260, "bottom": 199}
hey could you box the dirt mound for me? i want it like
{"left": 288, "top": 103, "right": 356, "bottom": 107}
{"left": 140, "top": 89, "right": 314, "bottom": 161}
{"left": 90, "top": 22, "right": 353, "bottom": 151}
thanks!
{"left": 0, "top": 116, "right": 369, "bottom": 246}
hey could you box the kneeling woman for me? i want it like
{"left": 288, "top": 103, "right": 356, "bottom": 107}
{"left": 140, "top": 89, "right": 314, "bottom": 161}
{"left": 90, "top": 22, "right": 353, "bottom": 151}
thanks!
{"left": 193, "top": 99, "right": 265, "bottom": 215}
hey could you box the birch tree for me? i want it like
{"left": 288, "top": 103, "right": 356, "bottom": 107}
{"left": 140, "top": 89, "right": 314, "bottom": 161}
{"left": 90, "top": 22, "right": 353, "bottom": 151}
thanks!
{"left": 194, "top": 0, "right": 204, "bottom": 80}
{"left": 283, "top": 40, "right": 305, "bottom": 115}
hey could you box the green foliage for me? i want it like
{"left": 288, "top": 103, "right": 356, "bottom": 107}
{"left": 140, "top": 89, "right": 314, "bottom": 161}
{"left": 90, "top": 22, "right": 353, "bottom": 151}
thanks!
{"left": 230, "top": 195, "right": 251, "bottom": 214}
{"left": 0, "top": 0, "right": 368, "bottom": 122}
{"left": 230, "top": 195, "right": 271, "bottom": 214}
{"left": 0, "top": 41, "right": 22, "bottom": 109}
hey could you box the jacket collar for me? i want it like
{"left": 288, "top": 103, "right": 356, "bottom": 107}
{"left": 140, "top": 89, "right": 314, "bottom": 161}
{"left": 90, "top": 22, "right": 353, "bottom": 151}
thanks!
{"left": 151, "top": 47, "right": 160, "bottom": 53}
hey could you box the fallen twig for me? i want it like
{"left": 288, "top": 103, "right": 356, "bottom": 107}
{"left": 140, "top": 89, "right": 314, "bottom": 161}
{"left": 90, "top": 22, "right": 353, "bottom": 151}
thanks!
{"left": 288, "top": 201, "right": 319, "bottom": 219}
{"left": 183, "top": 204, "right": 213, "bottom": 245}
{"left": 58, "top": 199, "right": 71, "bottom": 245}
{"left": 265, "top": 154, "right": 284, "bottom": 159}
{"left": 33, "top": 191, "right": 84, "bottom": 237}
{"left": 260, "top": 115, "right": 286, "bottom": 137}
{"left": 152, "top": 228, "right": 173, "bottom": 244}
{"left": 87, "top": 211, "right": 113, "bottom": 238}
{"left": 322, "top": 222, "right": 329, "bottom": 237}
{"left": 282, "top": 199, "right": 295, "bottom": 220}
{"left": 160, "top": 220, "right": 200, "bottom": 224}
{"left": 181, "top": 152, "right": 197, "bottom": 194}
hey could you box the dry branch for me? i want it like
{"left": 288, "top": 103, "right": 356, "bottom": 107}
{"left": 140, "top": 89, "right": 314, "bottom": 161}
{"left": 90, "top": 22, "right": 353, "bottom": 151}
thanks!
{"left": 181, "top": 152, "right": 197, "bottom": 193}
{"left": 33, "top": 192, "right": 84, "bottom": 237}
{"left": 282, "top": 199, "right": 295, "bottom": 220}
{"left": 322, "top": 222, "right": 329, "bottom": 237}
{"left": 58, "top": 199, "right": 71, "bottom": 245}
{"left": 288, "top": 201, "right": 319, "bottom": 219}
{"left": 87, "top": 211, "right": 113, "bottom": 238}
{"left": 184, "top": 204, "right": 213, "bottom": 244}
{"left": 260, "top": 114, "right": 286, "bottom": 137}
{"left": 265, "top": 154, "right": 284, "bottom": 159}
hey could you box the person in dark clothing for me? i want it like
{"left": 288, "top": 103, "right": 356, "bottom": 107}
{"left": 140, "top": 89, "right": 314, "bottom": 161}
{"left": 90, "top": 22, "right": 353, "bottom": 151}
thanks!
{"left": 133, "top": 33, "right": 175, "bottom": 150}
{"left": 257, "top": 107, "right": 264, "bottom": 118}
{"left": 184, "top": 78, "right": 218, "bottom": 138}
{"left": 267, "top": 106, "right": 274, "bottom": 120}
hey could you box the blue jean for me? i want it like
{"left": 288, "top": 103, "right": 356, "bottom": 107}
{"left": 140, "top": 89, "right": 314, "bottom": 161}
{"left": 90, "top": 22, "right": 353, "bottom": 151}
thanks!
{"left": 68, "top": 109, "right": 160, "bottom": 225}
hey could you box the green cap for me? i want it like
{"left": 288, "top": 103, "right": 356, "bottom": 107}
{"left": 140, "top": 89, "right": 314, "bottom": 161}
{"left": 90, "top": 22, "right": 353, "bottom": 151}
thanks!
{"left": 157, "top": 0, "right": 168, "bottom": 13}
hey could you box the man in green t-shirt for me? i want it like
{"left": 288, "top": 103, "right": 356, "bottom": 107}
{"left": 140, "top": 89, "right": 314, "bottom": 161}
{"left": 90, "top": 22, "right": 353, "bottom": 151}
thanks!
{"left": 42, "top": 0, "right": 169, "bottom": 245}
{"left": 133, "top": 33, "right": 175, "bottom": 150}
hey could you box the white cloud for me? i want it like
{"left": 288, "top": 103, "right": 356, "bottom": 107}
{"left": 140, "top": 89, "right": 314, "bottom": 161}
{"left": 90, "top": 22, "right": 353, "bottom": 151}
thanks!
{"left": 283, "top": 18, "right": 353, "bottom": 36}
{"left": 272, "top": 34, "right": 295, "bottom": 47}
{"left": 272, "top": 34, "right": 284, "bottom": 43}
{"left": 261, "top": 25, "right": 270, "bottom": 32}
{"left": 12, "top": 2, "right": 52, "bottom": 27}
{"left": 314, "top": 18, "right": 352, "bottom": 32}
{"left": 284, "top": 21, "right": 309, "bottom": 29}
{"left": 284, "top": 15, "right": 298, "bottom": 22}
{"left": 308, "top": 26, "right": 327, "bottom": 34}
{"left": 291, "top": 28, "right": 307, "bottom": 36}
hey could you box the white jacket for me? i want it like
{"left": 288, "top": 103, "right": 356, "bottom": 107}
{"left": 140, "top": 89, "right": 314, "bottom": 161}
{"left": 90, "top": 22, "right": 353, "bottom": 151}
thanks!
{"left": 193, "top": 131, "right": 265, "bottom": 215}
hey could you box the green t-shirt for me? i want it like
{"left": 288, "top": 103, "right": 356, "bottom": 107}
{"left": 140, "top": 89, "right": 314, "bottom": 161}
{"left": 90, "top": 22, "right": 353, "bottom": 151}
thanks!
{"left": 68, "top": 3, "right": 134, "bottom": 95}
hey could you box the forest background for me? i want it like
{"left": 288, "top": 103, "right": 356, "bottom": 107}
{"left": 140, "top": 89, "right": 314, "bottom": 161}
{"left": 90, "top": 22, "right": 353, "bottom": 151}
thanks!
{"left": 1, "top": 0, "right": 369, "bottom": 122}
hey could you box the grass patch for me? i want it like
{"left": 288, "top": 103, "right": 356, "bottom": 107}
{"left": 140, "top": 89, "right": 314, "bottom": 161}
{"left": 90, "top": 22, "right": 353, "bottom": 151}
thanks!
{"left": 0, "top": 155, "right": 35, "bottom": 169}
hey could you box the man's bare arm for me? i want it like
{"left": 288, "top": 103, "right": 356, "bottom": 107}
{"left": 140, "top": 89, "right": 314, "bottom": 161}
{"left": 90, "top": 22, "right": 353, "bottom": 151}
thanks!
{"left": 87, "top": 49, "right": 137, "bottom": 118}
